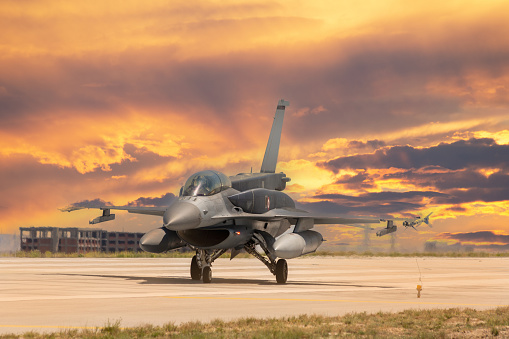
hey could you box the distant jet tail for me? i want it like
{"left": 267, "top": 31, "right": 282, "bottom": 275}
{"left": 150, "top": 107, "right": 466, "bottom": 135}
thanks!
{"left": 423, "top": 212, "right": 433, "bottom": 227}
{"left": 260, "top": 99, "right": 289, "bottom": 173}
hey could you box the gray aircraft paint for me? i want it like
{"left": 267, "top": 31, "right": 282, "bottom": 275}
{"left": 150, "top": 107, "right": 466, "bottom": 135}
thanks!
{"left": 260, "top": 99, "right": 289, "bottom": 173}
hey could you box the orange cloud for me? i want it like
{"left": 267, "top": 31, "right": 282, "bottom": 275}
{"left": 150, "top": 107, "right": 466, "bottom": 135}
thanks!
{"left": 1, "top": 0, "right": 509, "bottom": 246}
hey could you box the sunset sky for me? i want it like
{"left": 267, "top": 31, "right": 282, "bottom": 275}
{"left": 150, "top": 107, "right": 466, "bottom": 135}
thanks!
{"left": 1, "top": 0, "right": 508, "bottom": 251}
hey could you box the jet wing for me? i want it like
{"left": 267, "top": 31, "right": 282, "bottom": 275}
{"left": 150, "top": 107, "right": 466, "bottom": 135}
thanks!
{"left": 213, "top": 208, "right": 381, "bottom": 227}
{"left": 103, "top": 206, "right": 167, "bottom": 216}
{"left": 60, "top": 205, "right": 166, "bottom": 224}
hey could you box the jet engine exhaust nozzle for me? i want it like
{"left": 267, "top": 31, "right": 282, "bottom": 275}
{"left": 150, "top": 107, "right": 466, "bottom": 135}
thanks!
{"left": 163, "top": 201, "right": 202, "bottom": 230}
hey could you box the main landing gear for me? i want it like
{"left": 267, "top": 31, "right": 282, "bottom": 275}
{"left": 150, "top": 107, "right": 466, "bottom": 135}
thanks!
{"left": 190, "top": 255, "right": 201, "bottom": 280}
{"left": 275, "top": 259, "right": 288, "bottom": 284}
{"left": 189, "top": 242, "right": 289, "bottom": 284}
{"left": 190, "top": 249, "right": 226, "bottom": 283}
{"left": 244, "top": 242, "right": 288, "bottom": 284}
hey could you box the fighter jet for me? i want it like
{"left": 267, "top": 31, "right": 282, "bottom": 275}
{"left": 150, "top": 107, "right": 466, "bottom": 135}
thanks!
{"left": 402, "top": 212, "right": 433, "bottom": 230}
{"left": 63, "top": 99, "right": 400, "bottom": 284}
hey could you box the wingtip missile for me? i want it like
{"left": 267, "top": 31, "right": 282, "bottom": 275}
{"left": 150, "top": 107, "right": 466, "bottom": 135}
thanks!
{"left": 376, "top": 220, "right": 397, "bottom": 237}
{"left": 89, "top": 209, "right": 115, "bottom": 224}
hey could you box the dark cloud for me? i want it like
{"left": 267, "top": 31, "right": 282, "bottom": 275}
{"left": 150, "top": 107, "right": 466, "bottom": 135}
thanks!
{"left": 381, "top": 167, "right": 509, "bottom": 204}
{"left": 298, "top": 191, "right": 448, "bottom": 218}
{"left": 315, "top": 190, "right": 446, "bottom": 203}
{"left": 445, "top": 206, "right": 467, "bottom": 213}
{"left": 347, "top": 139, "right": 386, "bottom": 150}
{"left": 383, "top": 167, "right": 509, "bottom": 190}
{"left": 69, "top": 199, "right": 112, "bottom": 208}
{"left": 438, "top": 231, "right": 509, "bottom": 244}
{"left": 127, "top": 193, "right": 176, "bottom": 207}
{"left": 335, "top": 171, "right": 374, "bottom": 189}
{"left": 321, "top": 138, "right": 508, "bottom": 171}
{"left": 433, "top": 187, "right": 509, "bottom": 205}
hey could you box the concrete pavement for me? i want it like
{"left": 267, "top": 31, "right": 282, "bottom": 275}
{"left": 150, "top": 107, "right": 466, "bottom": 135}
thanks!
{"left": 0, "top": 256, "right": 507, "bottom": 334}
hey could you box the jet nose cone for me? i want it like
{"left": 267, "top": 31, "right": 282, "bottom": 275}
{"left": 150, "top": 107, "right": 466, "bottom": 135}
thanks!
{"left": 163, "top": 201, "right": 202, "bottom": 230}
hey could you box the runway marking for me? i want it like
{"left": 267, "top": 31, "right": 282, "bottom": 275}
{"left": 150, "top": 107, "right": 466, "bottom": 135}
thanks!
{"left": 163, "top": 296, "right": 506, "bottom": 307}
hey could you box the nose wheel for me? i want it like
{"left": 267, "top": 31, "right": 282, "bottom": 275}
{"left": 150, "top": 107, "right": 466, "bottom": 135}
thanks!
{"left": 190, "top": 255, "right": 211, "bottom": 283}
{"left": 202, "top": 266, "right": 212, "bottom": 283}
{"left": 190, "top": 249, "right": 227, "bottom": 283}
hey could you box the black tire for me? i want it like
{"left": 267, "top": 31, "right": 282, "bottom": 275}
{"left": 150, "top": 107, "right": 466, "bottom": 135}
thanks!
{"left": 191, "top": 255, "right": 201, "bottom": 280}
{"left": 202, "top": 266, "right": 212, "bottom": 283}
{"left": 275, "top": 259, "right": 288, "bottom": 284}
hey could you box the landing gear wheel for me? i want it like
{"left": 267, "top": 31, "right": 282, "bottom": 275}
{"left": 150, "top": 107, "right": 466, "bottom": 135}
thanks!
{"left": 202, "top": 266, "right": 212, "bottom": 283}
{"left": 275, "top": 259, "right": 288, "bottom": 284}
{"left": 190, "top": 255, "right": 201, "bottom": 280}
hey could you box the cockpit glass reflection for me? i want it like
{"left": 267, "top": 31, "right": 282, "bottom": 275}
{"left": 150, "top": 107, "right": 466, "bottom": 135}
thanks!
{"left": 182, "top": 170, "right": 231, "bottom": 196}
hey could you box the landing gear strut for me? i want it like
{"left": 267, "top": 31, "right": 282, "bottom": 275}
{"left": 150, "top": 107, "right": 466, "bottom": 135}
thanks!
{"left": 189, "top": 243, "right": 289, "bottom": 284}
{"left": 189, "top": 248, "right": 227, "bottom": 283}
{"left": 244, "top": 241, "right": 288, "bottom": 284}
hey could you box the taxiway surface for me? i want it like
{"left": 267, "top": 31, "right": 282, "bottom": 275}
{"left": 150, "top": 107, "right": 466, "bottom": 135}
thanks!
{"left": 0, "top": 256, "right": 507, "bottom": 334}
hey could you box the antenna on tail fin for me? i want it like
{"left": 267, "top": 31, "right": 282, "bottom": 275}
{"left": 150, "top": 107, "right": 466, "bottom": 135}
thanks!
{"left": 261, "top": 99, "right": 289, "bottom": 173}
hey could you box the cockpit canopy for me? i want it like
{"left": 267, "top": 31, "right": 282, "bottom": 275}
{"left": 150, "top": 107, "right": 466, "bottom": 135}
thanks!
{"left": 182, "top": 170, "right": 232, "bottom": 197}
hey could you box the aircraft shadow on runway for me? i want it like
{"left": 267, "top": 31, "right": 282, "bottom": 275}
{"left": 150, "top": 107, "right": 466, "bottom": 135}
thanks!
{"left": 42, "top": 273, "right": 395, "bottom": 289}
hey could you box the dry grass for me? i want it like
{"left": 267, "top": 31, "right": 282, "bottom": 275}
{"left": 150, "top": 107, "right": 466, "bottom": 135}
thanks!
{"left": 1, "top": 307, "right": 508, "bottom": 338}
{"left": 308, "top": 250, "right": 509, "bottom": 258}
{"left": 4, "top": 249, "right": 509, "bottom": 259}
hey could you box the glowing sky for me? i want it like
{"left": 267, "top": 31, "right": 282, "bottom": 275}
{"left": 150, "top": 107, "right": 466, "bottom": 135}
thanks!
{"left": 1, "top": 0, "right": 509, "bottom": 251}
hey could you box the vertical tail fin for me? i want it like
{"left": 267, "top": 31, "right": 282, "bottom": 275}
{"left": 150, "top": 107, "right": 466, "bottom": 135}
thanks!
{"left": 260, "top": 99, "right": 289, "bottom": 173}
{"left": 423, "top": 212, "right": 433, "bottom": 227}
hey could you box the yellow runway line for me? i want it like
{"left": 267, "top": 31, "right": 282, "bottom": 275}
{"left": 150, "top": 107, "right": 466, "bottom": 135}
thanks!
{"left": 163, "top": 295, "right": 506, "bottom": 307}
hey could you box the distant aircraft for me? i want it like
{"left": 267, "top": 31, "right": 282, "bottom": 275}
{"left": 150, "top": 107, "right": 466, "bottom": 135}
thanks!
{"left": 402, "top": 212, "right": 433, "bottom": 230}
{"left": 63, "top": 99, "right": 421, "bottom": 284}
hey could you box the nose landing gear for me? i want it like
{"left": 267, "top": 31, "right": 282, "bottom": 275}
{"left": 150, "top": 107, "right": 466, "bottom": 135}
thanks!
{"left": 202, "top": 266, "right": 212, "bottom": 283}
{"left": 190, "top": 249, "right": 227, "bottom": 283}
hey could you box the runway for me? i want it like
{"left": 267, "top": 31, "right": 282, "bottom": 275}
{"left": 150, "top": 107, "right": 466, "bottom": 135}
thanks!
{"left": 0, "top": 256, "right": 507, "bottom": 334}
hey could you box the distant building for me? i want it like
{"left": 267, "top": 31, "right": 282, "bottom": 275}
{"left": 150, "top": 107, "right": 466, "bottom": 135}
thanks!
{"left": 20, "top": 227, "right": 144, "bottom": 254}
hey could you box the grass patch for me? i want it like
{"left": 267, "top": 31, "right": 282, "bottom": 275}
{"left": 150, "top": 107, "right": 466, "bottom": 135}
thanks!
{"left": 4, "top": 250, "right": 509, "bottom": 259}
{"left": 3, "top": 250, "right": 198, "bottom": 259}
{"left": 308, "top": 250, "right": 509, "bottom": 258}
{"left": 1, "top": 307, "right": 507, "bottom": 338}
